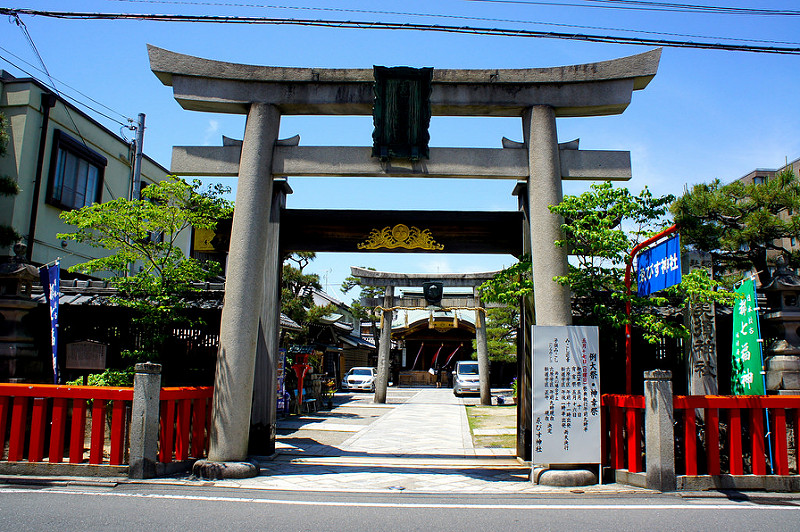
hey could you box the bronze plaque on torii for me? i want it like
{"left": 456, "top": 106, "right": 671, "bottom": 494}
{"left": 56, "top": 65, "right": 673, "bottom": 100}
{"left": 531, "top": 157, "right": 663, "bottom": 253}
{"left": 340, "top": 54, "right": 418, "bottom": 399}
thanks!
{"left": 372, "top": 66, "right": 433, "bottom": 161}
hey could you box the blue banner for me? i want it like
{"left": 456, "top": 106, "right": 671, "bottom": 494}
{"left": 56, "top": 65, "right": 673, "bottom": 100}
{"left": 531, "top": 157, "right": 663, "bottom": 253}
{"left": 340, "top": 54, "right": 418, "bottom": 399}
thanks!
{"left": 40, "top": 260, "right": 60, "bottom": 384}
{"left": 636, "top": 235, "right": 682, "bottom": 297}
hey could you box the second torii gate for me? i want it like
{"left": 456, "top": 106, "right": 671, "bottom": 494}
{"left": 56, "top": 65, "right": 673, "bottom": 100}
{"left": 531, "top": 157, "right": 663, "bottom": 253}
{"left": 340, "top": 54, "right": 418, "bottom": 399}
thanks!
{"left": 148, "top": 45, "right": 661, "bottom": 470}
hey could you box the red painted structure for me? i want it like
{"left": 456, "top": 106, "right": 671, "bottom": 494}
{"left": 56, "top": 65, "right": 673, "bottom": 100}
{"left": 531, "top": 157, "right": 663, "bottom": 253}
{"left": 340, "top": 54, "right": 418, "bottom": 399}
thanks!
{"left": 624, "top": 224, "right": 679, "bottom": 394}
{"left": 603, "top": 394, "right": 800, "bottom": 476}
{"left": 0, "top": 384, "right": 212, "bottom": 466}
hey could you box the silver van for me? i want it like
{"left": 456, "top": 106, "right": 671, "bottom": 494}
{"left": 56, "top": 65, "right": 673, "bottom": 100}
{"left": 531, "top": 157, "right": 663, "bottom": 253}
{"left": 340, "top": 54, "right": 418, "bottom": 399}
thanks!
{"left": 452, "top": 360, "right": 480, "bottom": 396}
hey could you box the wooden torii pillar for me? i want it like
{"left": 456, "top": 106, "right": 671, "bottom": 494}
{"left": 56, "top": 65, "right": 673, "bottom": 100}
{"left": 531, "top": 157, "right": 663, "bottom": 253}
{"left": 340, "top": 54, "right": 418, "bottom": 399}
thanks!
{"left": 148, "top": 46, "right": 660, "bottom": 473}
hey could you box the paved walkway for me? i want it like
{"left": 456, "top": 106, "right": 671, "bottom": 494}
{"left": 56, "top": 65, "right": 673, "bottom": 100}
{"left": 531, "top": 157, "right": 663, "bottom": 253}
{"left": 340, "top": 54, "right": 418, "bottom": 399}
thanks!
{"left": 205, "top": 387, "right": 651, "bottom": 494}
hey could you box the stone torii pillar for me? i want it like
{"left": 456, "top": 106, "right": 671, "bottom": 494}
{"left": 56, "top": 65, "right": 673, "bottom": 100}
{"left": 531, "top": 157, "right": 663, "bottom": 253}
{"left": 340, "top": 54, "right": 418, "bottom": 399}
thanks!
{"left": 374, "top": 286, "right": 395, "bottom": 404}
{"left": 525, "top": 106, "right": 572, "bottom": 326}
{"left": 206, "top": 103, "right": 280, "bottom": 466}
{"left": 474, "top": 287, "right": 491, "bottom": 405}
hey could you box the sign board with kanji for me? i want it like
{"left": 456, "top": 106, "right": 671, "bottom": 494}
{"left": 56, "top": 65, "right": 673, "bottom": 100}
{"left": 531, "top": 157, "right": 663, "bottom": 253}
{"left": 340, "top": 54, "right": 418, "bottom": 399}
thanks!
{"left": 532, "top": 325, "right": 601, "bottom": 464}
{"left": 636, "top": 235, "right": 681, "bottom": 297}
{"left": 731, "top": 279, "right": 765, "bottom": 395}
{"left": 65, "top": 341, "right": 107, "bottom": 371}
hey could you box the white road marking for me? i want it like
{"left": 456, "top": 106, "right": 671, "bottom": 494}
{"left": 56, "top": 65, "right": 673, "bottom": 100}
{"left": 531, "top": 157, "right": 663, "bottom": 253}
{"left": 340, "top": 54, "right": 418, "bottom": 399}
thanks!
{"left": 2, "top": 488, "right": 798, "bottom": 511}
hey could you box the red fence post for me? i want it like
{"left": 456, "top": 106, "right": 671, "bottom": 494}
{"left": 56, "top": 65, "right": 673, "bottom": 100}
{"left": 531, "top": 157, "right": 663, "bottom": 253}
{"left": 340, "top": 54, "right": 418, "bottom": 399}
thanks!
{"left": 89, "top": 400, "right": 106, "bottom": 465}
{"left": 705, "top": 408, "right": 720, "bottom": 476}
{"left": 69, "top": 399, "right": 87, "bottom": 464}
{"left": 0, "top": 396, "right": 8, "bottom": 461}
{"left": 49, "top": 397, "right": 68, "bottom": 463}
{"left": 626, "top": 408, "right": 642, "bottom": 473}
{"left": 728, "top": 408, "right": 743, "bottom": 475}
{"left": 109, "top": 400, "right": 126, "bottom": 466}
{"left": 750, "top": 409, "right": 766, "bottom": 475}
{"left": 28, "top": 398, "right": 47, "bottom": 463}
{"left": 191, "top": 397, "right": 207, "bottom": 458}
{"left": 795, "top": 409, "right": 800, "bottom": 475}
{"left": 8, "top": 397, "right": 29, "bottom": 461}
{"left": 175, "top": 399, "right": 191, "bottom": 462}
{"left": 773, "top": 409, "right": 789, "bottom": 475}
{"left": 683, "top": 407, "right": 697, "bottom": 476}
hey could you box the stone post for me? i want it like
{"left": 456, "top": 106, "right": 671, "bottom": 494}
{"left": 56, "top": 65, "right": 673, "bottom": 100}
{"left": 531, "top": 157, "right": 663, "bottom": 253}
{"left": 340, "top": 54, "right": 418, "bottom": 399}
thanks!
{"left": 209, "top": 103, "right": 280, "bottom": 464}
{"left": 474, "top": 287, "right": 491, "bottom": 405}
{"left": 129, "top": 362, "right": 161, "bottom": 479}
{"left": 374, "top": 286, "right": 394, "bottom": 404}
{"left": 644, "top": 369, "right": 676, "bottom": 492}
{"left": 524, "top": 106, "right": 572, "bottom": 327}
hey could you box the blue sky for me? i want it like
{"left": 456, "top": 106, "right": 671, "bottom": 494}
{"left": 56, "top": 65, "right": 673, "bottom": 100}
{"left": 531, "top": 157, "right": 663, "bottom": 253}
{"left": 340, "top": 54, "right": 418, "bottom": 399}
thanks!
{"left": 2, "top": 1, "right": 799, "bottom": 302}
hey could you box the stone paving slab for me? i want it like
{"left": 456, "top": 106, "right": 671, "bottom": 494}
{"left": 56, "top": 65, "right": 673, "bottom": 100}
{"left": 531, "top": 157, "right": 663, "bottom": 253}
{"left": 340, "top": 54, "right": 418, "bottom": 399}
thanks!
{"left": 235, "top": 387, "right": 562, "bottom": 492}
{"left": 473, "top": 428, "right": 517, "bottom": 436}
{"left": 277, "top": 421, "right": 364, "bottom": 432}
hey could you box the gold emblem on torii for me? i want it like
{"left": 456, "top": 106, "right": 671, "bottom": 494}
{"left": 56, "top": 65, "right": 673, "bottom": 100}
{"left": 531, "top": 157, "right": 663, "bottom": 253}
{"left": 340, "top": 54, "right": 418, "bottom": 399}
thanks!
{"left": 357, "top": 224, "right": 444, "bottom": 251}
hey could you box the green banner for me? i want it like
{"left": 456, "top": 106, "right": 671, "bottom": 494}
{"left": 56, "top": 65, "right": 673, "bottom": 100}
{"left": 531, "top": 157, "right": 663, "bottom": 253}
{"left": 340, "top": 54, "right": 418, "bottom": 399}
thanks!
{"left": 731, "top": 279, "right": 765, "bottom": 395}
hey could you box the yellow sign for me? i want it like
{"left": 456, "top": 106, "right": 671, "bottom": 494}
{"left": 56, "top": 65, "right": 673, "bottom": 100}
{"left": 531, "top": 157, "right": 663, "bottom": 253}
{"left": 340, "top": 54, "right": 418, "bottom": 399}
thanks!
{"left": 357, "top": 224, "right": 444, "bottom": 251}
{"left": 193, "top": 227, "right": 216, "bottom": 252}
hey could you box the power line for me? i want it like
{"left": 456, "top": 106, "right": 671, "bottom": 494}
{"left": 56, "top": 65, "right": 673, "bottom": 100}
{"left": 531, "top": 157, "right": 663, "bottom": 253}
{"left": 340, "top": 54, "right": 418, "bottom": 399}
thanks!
{"left": 0, "top": 45, "right": 133, "bottom": 125}
{"left": 466, "top": 0, "right": 800, "bottom": 16}
{"left": 7, "top": 12, "right": 95, "bottom": 148}
{"left": 104, "top": 0, "right": 800, "bottom": 46}
{"left": 2, "top": 8, "right": 799, "bottom": 55}
{"left": 0, "top": 50, "right": 132, "bottom": 128}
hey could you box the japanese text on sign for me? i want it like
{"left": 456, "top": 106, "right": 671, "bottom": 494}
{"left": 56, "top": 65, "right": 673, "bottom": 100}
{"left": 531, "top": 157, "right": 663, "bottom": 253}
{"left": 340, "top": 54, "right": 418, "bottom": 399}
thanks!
{"left": 637, "top": 235, "right": 682, "bottom": 297}
{"left": 731, "top": 279, "right": 765, "bottom": 395}
{"left": 532, "top": 325, "right": 601, "bottom": 464}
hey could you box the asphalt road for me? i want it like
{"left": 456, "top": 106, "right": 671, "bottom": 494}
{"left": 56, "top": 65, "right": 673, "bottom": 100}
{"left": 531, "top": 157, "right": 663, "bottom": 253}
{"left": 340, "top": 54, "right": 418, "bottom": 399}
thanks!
{"left": 2, "top": 483, "right": 799, "bottom": 532}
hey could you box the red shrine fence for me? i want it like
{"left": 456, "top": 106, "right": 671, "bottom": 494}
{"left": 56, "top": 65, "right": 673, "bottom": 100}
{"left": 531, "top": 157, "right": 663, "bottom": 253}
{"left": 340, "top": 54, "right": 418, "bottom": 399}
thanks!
{"left": 604, "top": 393, "right": 800, "bottom": 490}
{"left": 0, "top": 383, "right": 212, "bottom": 471}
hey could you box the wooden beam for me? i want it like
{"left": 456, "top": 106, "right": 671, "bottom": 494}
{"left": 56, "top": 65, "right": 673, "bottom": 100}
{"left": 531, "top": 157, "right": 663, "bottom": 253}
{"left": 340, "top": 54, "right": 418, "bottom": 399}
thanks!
{"left": 280, "top": 209, "right": 523, "bottom": 255}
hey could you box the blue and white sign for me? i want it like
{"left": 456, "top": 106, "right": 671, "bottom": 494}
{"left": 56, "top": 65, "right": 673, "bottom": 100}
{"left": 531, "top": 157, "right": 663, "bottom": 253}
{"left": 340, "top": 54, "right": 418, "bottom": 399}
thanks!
{"left": 636, "top": 235, "right": 681, "bottom": 297}
{"left": 39, "top": 260, "right": 60, "bottom": 384}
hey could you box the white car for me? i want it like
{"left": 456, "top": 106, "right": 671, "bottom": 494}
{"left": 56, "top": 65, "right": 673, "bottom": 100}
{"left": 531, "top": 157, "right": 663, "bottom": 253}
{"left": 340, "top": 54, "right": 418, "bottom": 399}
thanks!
{"left": 341, "top": 367, "right": 377, "bottom": 392}
{"left": 453, "top": 361, "right": 480, "bottom": 396}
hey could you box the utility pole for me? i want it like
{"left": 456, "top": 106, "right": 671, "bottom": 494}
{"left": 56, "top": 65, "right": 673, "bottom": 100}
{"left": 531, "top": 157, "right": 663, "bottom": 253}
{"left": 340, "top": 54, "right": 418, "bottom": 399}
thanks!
{"left": 129, "top": 113, "right": 145, "bottom": 277}
{"left": 130, "top": 113, "right": 145, "bottom": 200}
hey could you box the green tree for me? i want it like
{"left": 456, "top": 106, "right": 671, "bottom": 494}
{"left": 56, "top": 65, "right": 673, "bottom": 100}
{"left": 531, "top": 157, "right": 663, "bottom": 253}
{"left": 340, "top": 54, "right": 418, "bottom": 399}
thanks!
{"left": 58, "top": 177, "right": 233, "bottom": 383}
{"left": 280, "top": 252, "right": 335, "bottom": 344}
{"left": 481, "top": 182, "right": 735, "bottom": 343}
{"left": 671, "top": 169, "right": 800, "bottom": 285}
{"left": 475, "top": 306, "right": 518, "bottom": 363}
{"left": 341, "top": 267, "right": 384, "bottom": 350}
{"left": 0, "top": 112, "right": 21, "bottom": 248}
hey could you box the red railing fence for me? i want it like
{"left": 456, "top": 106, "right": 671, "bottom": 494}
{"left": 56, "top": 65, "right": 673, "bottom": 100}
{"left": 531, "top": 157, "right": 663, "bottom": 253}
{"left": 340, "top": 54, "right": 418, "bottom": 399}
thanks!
{"left": 0, "top": 383, "right": 212, "bottom": 468}
{"left": 603, "top": 393, "right": 800, "bottom": 477}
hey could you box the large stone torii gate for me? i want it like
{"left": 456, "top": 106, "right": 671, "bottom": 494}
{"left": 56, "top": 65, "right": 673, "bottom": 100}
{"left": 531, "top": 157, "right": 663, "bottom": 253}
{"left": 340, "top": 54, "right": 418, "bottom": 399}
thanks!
{"left": 148, "top": 45, "right": 661, "bottom": 470}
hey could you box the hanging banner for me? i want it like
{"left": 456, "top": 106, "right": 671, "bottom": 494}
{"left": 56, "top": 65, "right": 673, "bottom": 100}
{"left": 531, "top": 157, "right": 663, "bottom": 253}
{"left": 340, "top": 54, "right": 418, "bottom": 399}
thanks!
{"left": 39, "top": 260, "right": 60, "bottom": 384}
{"left": 636, "top": 235, "right": 682, "bottom": 297}
{"left": 532, "top": 325, "right": 601, "bottom": 464}
{"left": 731, "top": 278, "right": 765, "bottom": 395}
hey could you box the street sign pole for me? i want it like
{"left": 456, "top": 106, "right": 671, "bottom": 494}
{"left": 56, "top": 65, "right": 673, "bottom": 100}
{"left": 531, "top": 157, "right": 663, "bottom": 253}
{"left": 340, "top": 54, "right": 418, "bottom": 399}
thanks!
{"left": 624, "top": 224, "right": 679, "bottom": 394}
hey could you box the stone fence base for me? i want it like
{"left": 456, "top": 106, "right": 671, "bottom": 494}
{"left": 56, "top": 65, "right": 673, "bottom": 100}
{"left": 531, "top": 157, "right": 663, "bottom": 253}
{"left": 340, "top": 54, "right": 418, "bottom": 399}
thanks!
{"left": 615, "top": 469, "right": 800, "bottom": 492}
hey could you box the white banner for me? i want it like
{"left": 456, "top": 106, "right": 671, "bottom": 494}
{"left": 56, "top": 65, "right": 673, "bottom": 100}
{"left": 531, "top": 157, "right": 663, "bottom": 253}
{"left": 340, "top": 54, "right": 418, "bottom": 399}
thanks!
{"left": 532, "top": 325, "right": 601, "bottom": 464}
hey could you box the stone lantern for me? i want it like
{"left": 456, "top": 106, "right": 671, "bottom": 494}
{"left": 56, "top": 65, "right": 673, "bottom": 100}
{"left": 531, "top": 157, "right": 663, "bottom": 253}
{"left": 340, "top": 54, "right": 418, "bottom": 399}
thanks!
{"left": 761, "top": 259, "right": 800, "bottom": 394}
{"left": 0, "top": 242, "right": 41, "bottom": 376}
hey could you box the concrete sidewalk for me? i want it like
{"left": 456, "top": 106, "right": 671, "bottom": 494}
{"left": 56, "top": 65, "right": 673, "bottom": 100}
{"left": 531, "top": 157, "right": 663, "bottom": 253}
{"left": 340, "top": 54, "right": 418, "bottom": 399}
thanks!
{"left": 0, "top": 387, "right": 655, "bottom": 494}
{"left": 211, "top": 387, "right": 651, "bottom": 494}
